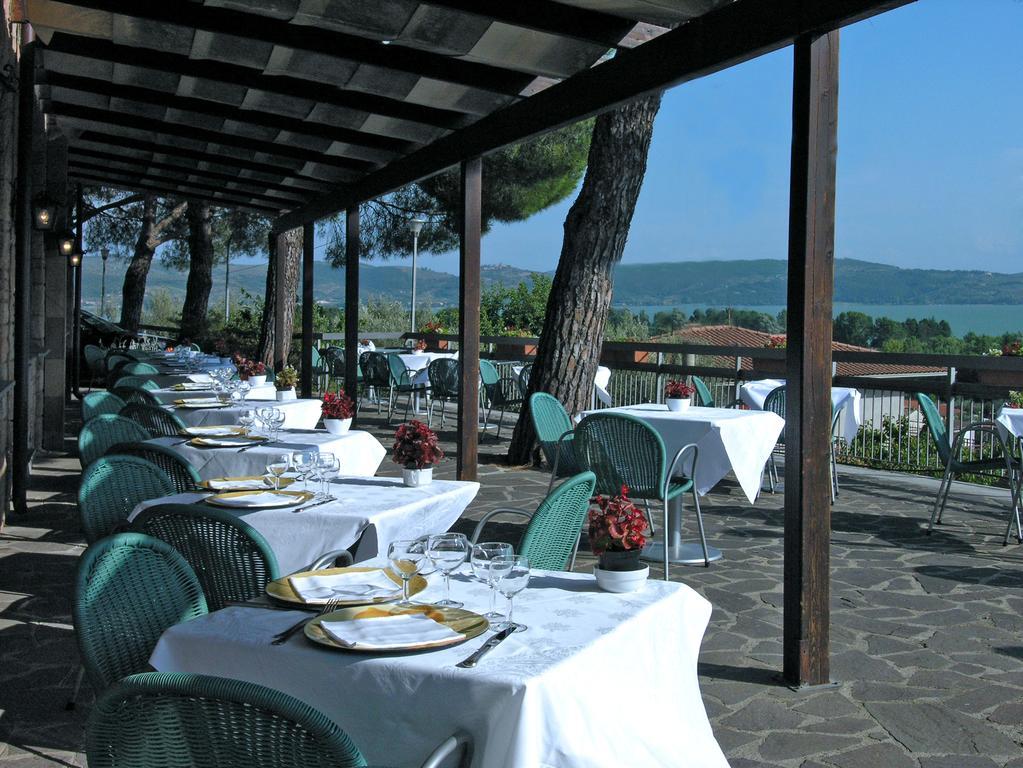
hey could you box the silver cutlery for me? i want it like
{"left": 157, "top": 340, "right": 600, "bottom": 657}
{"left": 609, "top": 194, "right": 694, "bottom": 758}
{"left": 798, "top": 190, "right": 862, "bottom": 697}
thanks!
{"left": 271, "top": 598, "right": 340, "bottom": 645}
{"left": 456, "top": 625, "right": 515, "bottom": 668}
{"left": 292, "top": 497, "right": 335, "bottom": 513}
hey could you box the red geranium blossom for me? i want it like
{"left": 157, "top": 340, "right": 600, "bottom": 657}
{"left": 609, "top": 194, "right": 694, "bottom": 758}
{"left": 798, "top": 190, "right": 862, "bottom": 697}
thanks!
{"left": 588, "top": 485, "right": 649, "bottom": 554}
{"left": 321, "top": 389, "right": 355, "bottom": 420}
{"left": 392, "top": 420, "right": 444, "bottom": 469}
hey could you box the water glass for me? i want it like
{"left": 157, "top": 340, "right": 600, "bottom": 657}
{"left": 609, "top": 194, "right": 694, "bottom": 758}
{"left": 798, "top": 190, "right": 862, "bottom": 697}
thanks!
{"left": 470, "top": 542, "right": 514, "bottom": 620}
{"left": 319, "top": 455, "right": 340, "bottom": 500}
{"left": 238, "top": 409, "right": 256, "bottom": 433}
{"left": 387, "top": 540, "right": 426, "bottom": 606}
{"left": 427, "top": 533, "right": 469, "bottom": 608}
{"left": 269, "top": 408, "right": 286, "bottom": 440}
{"left": 238, "top": 380, "right": 251, "bottom": 405}
{"left": 267, "top": 453, "right": 291, "bottom": 490}
{"left": 294, "top": 450, "right": 317, "bottom": 493}
{"left": 492, "top": 555, "right": 530, "bottom": 633}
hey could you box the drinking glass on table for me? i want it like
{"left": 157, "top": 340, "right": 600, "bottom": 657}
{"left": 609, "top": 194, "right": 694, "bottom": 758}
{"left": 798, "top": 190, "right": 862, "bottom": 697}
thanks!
{"left": 238, "top": 409, "right": 256, "bottom": 434}
{"left": 491, "top": 555, "right": 530, "bottom": 633}
{"left": 427, "top": 533, "right": 469, "bottom": 608}
{"left": 388, "top": 539, "right": 426, "bottom": 606}
{"left": 470, "top": 542, "right": 514, "bottom": 620}
{"left": 316, "top": 453, "right": 338, "bottom": 500}
{"left": 294, "top": 450, "right": 317, "bottom": 493}
{"left": 256, "top": 407, "right": 273, "bottom": 437}
{"left": 269, "top": 408, "right": 286, "bottom": 440}
{"left": 266, "top": 453, "right": 291, "bottom": 491}
{"left": 237, "top": 379, "right": 250, "bottom": 405}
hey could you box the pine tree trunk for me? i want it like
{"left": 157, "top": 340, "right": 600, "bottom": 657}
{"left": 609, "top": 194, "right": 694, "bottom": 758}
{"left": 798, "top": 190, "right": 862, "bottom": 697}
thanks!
{"left": 255, "top": 228, "right": 302, "bottom": 366}
{"left": 119, "top": 196, "right": 157, "bottom": 333}
{"left": 508, "top": 94, "right": 663, "bottom": 464}
{"left": 179, "top": 202, "right": 214, "bottom": 341}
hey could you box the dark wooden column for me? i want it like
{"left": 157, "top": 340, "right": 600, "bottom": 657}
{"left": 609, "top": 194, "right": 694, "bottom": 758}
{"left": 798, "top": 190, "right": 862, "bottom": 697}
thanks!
{"left": 300, "top": 221, "right": 315, "bottom": 397}
{"left": 783, "top": 31, "right": 840, "bottom": 687}
{"left": 343, "top": 207, "right": 360, "bottom": 401}
{"left": 42, "top": 133, "right": 69, "bottom": 451}
{"left": 273, "top": 231, "right": 288, "bottom": 372}
{"left": 456, "top": 157, "right": 482, "bottom": 481}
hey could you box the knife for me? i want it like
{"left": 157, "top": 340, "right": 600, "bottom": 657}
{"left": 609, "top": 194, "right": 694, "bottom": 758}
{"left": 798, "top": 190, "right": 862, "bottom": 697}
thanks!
{"left": 291, "top": 497, "right": 334, "bottom": 513}
{"left": 456, "top": 626, "right": 515, "bottom": 668}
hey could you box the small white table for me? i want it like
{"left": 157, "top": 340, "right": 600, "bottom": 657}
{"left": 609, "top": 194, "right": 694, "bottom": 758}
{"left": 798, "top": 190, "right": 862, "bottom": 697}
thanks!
{"left": 996, "top": 407, "right": 1023, "bottom": 443}
{"left": 131, "top": 475, "right": 478, "bottom": 573}
{"left": 392, "top": 351, "right": 458, "bottom": 386}
{"left": 149, "top": 569, "right": 727, "bottom": 768}
{"left": 740, "top": 378, "right": 862, "bottom": 441}
{"left": 169, "top": 398, "right": 324, "bottom": 430}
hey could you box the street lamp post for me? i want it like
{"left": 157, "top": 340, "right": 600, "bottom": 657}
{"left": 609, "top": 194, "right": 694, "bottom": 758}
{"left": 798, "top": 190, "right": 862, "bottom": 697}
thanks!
{"left": 409, "top": 217, "right": 427, "bottom": 333}
{"left": 100, "top": 246, "right": 109, "bottom": 319}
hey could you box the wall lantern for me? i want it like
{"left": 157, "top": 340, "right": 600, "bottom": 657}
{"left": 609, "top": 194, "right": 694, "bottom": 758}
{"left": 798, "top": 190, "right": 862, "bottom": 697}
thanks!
{"left": 69, "top": 250, "right": 83, "bottom": 268}
{"left": 32, "top": 195, "right": 56, "bottom": 231}
{"left": 58, "top": 231, "right": 75, "bottom": 257}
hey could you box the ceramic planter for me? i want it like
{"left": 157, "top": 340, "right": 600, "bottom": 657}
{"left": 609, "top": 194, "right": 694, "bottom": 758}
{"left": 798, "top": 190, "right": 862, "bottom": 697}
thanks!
{"left": 276, "top": 388, "right": 297, "bottom": 401}
{"left": 594, "top": 564, "right": 649, "bottom": 593}
{"left": 402, "top": 466, "right": 433, "bottom": 487}
{"left": 323, "top": 418, "right": 352, "bottom": 434}
{"left": 248, "top": 374, "right": 267, "bottom": 387}
{"left": 666, "top": 397, "right": 691, "bottom": 412}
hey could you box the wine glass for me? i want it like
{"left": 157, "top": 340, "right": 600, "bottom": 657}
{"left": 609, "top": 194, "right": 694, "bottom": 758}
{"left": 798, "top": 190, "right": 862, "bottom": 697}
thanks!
{"left": 256, "top": 407, "right": 273, "bottom": 437}
{"left": 267, "top": 453, "right": 291, "bottom": 491}
{"left": 269, "top": 408, "right": 287, "bottom": 440}
{"left": 237, "top": 379, "right": 251, "bottom": 405}
{"left": 316, "top": 453, "right": 337, "bottom": 499}
{"left": 294, "top": 450, "right": 317, "bottom": 493}
{"left": 470, "top": 542, "right": 514, "bottom": 620}
{"left": 427, "top": 533, "right": 469, "bottom": 608}
{"left": 491, "top": 555, "right": 530, "bottom": 633}
{"left": 387, "top": 539, "right": 426, "bottom": 606}
{"left": 238, "top": 409, "right": 256, "bottom": 435}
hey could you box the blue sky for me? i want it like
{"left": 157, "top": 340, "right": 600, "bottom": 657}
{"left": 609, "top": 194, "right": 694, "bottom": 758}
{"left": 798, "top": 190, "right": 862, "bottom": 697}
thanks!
{"left": 334, "top": 0, "right": 1022, "bottom": 276}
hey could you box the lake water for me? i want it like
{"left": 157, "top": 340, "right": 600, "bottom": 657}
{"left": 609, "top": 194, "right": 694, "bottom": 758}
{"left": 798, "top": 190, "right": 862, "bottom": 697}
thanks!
{"left": 617, "top": 303, "right": 1023, "bottom": 338}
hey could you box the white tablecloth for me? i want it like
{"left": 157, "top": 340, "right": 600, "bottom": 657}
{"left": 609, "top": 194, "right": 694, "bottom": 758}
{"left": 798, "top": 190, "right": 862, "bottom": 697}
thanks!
{"left": 581, "top": 404, "right": 784, "bottom": 503}
{"left": 147, "top": 430, "right": 385, "bottom": 481}
{"left": 996, "top": 407, "right": 1023, "bottom": 444}
{"left": 150, "top": 383, "right": 277, "bottom": 405}
{"left": 170, "top": 398, "right": 324, "bottom": 430}
{"left": 392, "top": 351, "right": 457, "bottom": 386}
{"left": 150, "top": 568, "right": 726, "bottom": 768}
{"left": 740, "top": 378, "right": 862, "bottom": 441}
{"left": 131, "top": 476, "right": 478, "bottom": 572}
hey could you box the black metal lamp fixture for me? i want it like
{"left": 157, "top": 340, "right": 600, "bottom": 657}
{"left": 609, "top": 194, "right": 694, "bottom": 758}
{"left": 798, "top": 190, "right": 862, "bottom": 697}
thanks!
{"left": 68, "top": 250, "right": 83, "bottom": 267}
{"left": 32, "top": 194, "right": 56, "bottom": 231}
{"left": 58, "top": 231, "right": 75, "bottom": 257}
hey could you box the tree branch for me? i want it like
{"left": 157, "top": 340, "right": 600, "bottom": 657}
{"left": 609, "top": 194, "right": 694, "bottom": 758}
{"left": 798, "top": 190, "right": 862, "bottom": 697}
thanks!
{"left": 150, "top": 201, "right": 189, "bottom": 242}
{"left": 80, "top": 193, "right": 146, "bottom": 223}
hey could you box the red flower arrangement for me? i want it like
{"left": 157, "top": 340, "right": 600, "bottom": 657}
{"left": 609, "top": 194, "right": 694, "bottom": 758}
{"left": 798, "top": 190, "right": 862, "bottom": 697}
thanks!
{"left": 392, "top": 420, "right": 444, "bottom": 469}
{"left": 766, "top": 335, "right": 787, "bottom": 349}
{"left": 421, "top": 320, "right": 444, "bottom": 334}
{"left": 414, "top": 338, "right": 428, "bottom": 352}
{"left": 588, "top": 485, "right": 649, "bottom": 555}
{"left": 664, "top": 379, "right": 695, "bottom": 399}
{"left": 235, "top": 358, "right": 266, "bottom": 379}
{"left": 321, "top": 390, "right": 355, "bottom": 420}
{"left": 1002, "top": 341, "right": 1022, "bottom": 357}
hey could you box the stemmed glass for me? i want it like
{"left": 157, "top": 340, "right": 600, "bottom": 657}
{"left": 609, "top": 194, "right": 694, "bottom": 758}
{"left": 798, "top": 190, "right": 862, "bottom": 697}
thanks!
{"left": 238, "top": 409, "right": 256, "bottom": 435}
{"left": 388, "top": 539, "right": 426, "bottom": 607}
{"left": 266, "top": 453, "right": 291, "bottom": 490}
{"left": 294, "top": 451, "right": 317, "bottom": 493}
{"left": 470, "top": 542, "right": 514, "bottom": 621}
{"left": 316, "top": 453, "right": 339, "bottom": 500}
{"left": 491, "top": 555, "right": 530, "bottom": 633}
{"left": 269, "top": 408, "right": 286, "bottom": 440}
{"left": 237, "top": 379, "right": 251, "bottom": 405}
{"left": 427, "top": 533, "right": 469, "bottom": 608}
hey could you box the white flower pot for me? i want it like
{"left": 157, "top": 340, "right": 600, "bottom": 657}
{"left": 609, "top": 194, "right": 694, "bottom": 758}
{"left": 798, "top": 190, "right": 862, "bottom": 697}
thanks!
{"left": 323, "top": 418, "right": 352, "bottom": 434}
{"left": 402, "top": 466, "right": 433, "bottom": 487}
{"left": 276, "top": 388, "right": 297, "bottom": 401}
{"left": 248, "top": 375, "right": 267, "bottom": 387}
{"left": 666, "top": 397, "right": 691, "bottom": 412}
{"left": 593, "top": 565, "right": 649, "bottom": 593}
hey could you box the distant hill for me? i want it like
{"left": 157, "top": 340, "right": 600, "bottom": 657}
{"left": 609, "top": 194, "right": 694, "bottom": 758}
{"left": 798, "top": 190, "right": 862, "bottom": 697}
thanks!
{"left": 78, "top": 257, "right": 1023, "bottom": 313}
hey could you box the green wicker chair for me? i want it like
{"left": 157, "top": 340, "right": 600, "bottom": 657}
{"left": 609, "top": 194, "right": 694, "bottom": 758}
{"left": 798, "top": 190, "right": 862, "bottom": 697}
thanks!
{"left": 79, "top": 415, "right": 151, "bottom": 468}
{"left": 132, "top": 504, "right": 280, "bottom": 611}
{"left": 386, "top": 352, "right": 427, "bottom": 424}
{"left": 691, "top": 376, "right": 742, "bottom": 409}
{"left": 112, "top": 385, "right": 162, "bottom": 407}
{"left": 120, "top": 403, "right": 187, "bottom": 438}
{"left": 916, "top": 392, "right": 1022, "bottom": 543}
{"left": 358, "top": 351, "right": 390, "bottom": 412}
{"left": 427, "top": 358, "right": 460, "bottom": 429}
{"left": 529, "top": 392, "right": 583, "bottom": 493}
{"left": 113, "top": 375, "right": 160, "bottom": 391}
{"left": 86, "top": 672, "right": 474, "bottom": 768}
{"left": 82, "top": 391, "right": 127, "bottom": 423}
{"left": 73, "top": 533, "right": 207, "bottom": 694}
{"left": 471, "top": 471, "right": 596, "bottom": 571}
{"left": 574, "top": 412, "right": 707, "bottom": 577}
{"left": 105, "top": 442, "right": 202, "bottom": 494}
{"left": 84, "top": 344, "right": 107, "bottom": 388}
{"left": 479, "top": 360, "right": 523, "bottom": 441}
{"left": 78, "top": 456, "right": 176, "bottom": 544}
{"left": 121, "top": 361, "right": 159, "bottom": 376}
{"left": 762, "top": 386, "right": 786, "bottom": 492}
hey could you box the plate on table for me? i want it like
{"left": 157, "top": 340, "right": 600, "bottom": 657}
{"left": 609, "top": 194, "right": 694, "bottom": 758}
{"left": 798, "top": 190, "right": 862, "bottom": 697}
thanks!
{"left": 174, "top": 398, "right": 231, "bottom": 409}
{"left": 204, "top": 489, "right": 313, "bottom": 509}
{"left": 189, "top": 435, "right": 268, "bottom": 448}
{"left": 181, "top": 425, "right": 248, "bottom": 438}
{"left": 199, "top": 475, "right": 295, "bottom": 492}
{"left": 172, "top": 383, "right": 212, "bottom": 391}
{"left": 266, "top": 566, "right": 425, "bottom": 607}
{"left": 304, "top": 604, "right": 488, "bottom": 653}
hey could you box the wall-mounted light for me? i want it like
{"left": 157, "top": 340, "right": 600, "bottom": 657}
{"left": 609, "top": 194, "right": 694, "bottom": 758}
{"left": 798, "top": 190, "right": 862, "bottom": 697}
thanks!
{"left": 69, "top": 251, "right": 82, "bottom": 268}
{"left": 32, "top": 195, "right": 56, "bottom": 231}
{"left": 58, "top": 231, "right": 75, "bottom": 257}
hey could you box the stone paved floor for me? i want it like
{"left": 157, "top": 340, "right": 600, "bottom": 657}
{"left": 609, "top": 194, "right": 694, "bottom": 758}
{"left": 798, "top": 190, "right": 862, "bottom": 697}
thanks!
{"left": 1, "top": 410, "right": 1022, "bottom": 766}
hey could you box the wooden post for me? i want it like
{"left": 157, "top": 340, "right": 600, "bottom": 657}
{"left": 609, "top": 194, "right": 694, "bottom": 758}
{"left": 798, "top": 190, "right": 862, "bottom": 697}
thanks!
{"left": 457, "top": 157, "right": 482, "bottom": 481}
{"left": 42, "top": 133, "right": 69, "bottom": 451}
{"left": 273, "top": 231, "right": 288, "bottom": 372}
{"left": 300, "top": 221, "right": 314, "bottom": 398}
{"left": 344, "top": 207, "right": 360, "bottom": 401}
{"left": 783, "top": 31, "right": 839, "bottom": 688}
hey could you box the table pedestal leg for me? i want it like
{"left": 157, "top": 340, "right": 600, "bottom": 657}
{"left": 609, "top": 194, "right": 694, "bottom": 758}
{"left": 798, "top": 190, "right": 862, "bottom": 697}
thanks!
{"left": 641, "top": 497, "right": 722, "bottom": 566}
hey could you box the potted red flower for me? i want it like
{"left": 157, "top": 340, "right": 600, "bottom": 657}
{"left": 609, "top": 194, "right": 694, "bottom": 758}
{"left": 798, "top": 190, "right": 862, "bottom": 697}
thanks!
{"left": 420, "top": 320, "right": 449, "bottom": 350}
{"left": 392, "top": 420, "right": 444, "bottom": 487}
{"left": 321, "top": 390, "right": 356, "bottom": 434}
{"left": 414, "top": 338, "right": 428, "bottom": 352}
{"left": 589, "top": 486, "right": 650, "bottom": 592}
{"left": 664, "top": 380, "right": 696, "bottom": 412}
{"left": 236, "top": 358, "right": 267, "bottom": 386}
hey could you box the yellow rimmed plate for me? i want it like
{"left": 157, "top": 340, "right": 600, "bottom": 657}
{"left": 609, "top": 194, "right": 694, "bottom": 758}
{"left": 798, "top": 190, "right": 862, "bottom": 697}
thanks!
{"left": 175, "top": 399, "right": 231, "bottom": 409}
{"left": 180, "top": 425, "right": 248, "bottom": 438}
{"left": 304, "top": 604, "right": 488, "bottom": 653}
{"left": 266, "top": 566, "right": 425, "bottom": 607}
{"left": 188, "top": 435, "right": 268, "bottom": 448}
{"left": 204, "top": 489, "right": 313, "bottom": 509}
{"left": 199, "top": 475, "right": 295, "bottom": 492}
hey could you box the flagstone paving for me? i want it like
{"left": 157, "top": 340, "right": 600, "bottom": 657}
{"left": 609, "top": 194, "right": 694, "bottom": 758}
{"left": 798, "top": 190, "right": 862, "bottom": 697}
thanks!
{"left": 1, "top": 412, "right": 1021, "bottom": 766}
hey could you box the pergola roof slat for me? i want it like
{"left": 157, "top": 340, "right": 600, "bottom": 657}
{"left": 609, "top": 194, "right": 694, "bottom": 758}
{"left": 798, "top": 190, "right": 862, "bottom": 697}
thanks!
{"left": 69, "top": 169, "right": 282, "bottom": 214}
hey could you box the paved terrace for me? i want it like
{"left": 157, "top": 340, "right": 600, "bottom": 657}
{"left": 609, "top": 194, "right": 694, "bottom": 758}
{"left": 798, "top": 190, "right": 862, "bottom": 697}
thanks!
{"left": 1, "top": 411, "right": 1022, "bottom": 767}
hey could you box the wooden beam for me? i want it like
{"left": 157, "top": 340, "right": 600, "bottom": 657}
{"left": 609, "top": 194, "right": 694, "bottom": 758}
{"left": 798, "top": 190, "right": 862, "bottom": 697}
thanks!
{"left": 68, "top": 170, "right": 280, "bottom": 214}
{"left": 456, "top": 157, "right": 481, "bottom": 481}
{"left": 274, "top": 232, "right": 288, "bottom": 372}
{"left": 42, "top": 132, "right": 70, "bottom": 451}
{"left": 274, "top": 0, "right": 912, "bottom": 233}
{"left": 50, "top": 0, "right": 535, "bottom": 96}
{"left": 343, "top": 208, "right": 360, "bottom": 403}
{"left": 43, "top": 32, "right": 470, "bottom": 130}
{"left": 783, "top": 31, "right": 840, "bottom": 688}
{"left": 300, "top": 222, "right": 315, "bottom": 399}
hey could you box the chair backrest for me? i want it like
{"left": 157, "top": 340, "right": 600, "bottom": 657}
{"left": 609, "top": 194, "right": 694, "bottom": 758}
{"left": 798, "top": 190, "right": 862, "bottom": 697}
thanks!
{"left": 574, "top": 412, "right": 668, "bottom": 500}
{"left": 386, "top": 352, "right": 413, "bottom": 386}
{"left": 86, "top": 672, "right": 367, "bottom": 768}
{"left": 359, "top": 351, "right": 390, "bottom": 387}
{"left": 79, "top": 415, "right": 152, "bottom": 468}
{"left": 78, "top": 456, "right": 177, "bottom": 543}
{"left": 82, "top": 391, "right": 127, "bottom": 423}
{"left": 428, "top": 358, "right": 460, "bottom": 397}
{"left": 310, "top": 345, "right": 326, "bottom": 375}
{"left": 121, "top": 403, "right": 188, "bottom": 438}
{"left": 106, "top": 442, "right": 202, "bottom": 493}
{"left": 691, "top": 376, "right": 715, "bottom": 408}
{"left": 915, "top": 392, "right": 950, "bottom": 465}
{"left": 105, "top": 353, "right": 135, "bottom": 373}
{"left": 74, "top": 533, "right": 207, "bottom": 692}
{"left": 479, "top": 359, "right": 500, "bottom": 386}
{"left": 763, "top": 385, "right": 786, "bottom": 419}
{"left": 84, "top": 344, "right": 107, "bottom": 376}
{"left": 518, "top": 363, "right": 533, "bottom": 395}
{"left": 114, "top": 375, "right": 160, "bottom": 391}
{"left": 112, "top": 385, "right": 162, "bottom": 407}
{"left": 529, "top": 392, "right": 574, "bottom": 467}
{"left": 518, "top": 472, "right": 596, "bottom": 571}
{"left": 132, "top": 503, "right": 281, "bottom": 611}
{"left": 120, "top": 361, "right": 159, "bottom": 376}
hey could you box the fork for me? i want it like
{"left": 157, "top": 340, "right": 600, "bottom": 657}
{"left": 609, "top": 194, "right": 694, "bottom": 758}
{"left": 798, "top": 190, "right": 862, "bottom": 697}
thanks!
{"left": 270, "top": 598, "right": 340, "bottom": 645}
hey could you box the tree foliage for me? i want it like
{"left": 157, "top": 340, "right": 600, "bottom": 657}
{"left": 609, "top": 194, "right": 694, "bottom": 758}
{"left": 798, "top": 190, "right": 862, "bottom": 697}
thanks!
{"left": 83, "top": 187, "right": 187, "bottom": 258}
{"left": 160, "top": 208, "right": 270, "bottom": 270}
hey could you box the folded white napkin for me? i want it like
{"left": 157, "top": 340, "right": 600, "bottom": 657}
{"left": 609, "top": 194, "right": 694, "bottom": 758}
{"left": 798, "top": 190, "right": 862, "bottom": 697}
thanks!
{"left": 210, "top": 491, "right": 296, "bottom": 508}
{"left": 173, "top": 382, "right": 210, "bottom": 391}
{"left": 206, "top": 477, "right": 270, "bottom": 491}
{"left": 320, "top": 613, "right": 462, "bottom": 650}
{"left": 195, "top": 437, "right": 255, "bottom": 447}
{"left": 288, "top": 569, "right": 401, "bottom": 602}
{"left": 184, "top": 426, "right": 240, "bottom": 436}
{"left": 187, "top": 374, "right": 212, "bottom": 383}
{"left": 177, "top": 398, "right": 224, "bottom": 407}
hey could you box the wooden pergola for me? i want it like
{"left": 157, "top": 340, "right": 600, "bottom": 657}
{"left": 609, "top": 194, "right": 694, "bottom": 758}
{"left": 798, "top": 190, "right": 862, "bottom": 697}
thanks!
{"left": 14, "top": 0, "right": 916, "bottom": 686}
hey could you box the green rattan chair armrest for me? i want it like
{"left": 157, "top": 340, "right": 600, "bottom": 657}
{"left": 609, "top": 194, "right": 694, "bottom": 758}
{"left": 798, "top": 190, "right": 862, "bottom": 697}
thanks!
{"left": 305, "top": 549, "right": 356, "bottom": 571}
{"left": 665, "top": 442, "right": 699, "bottom": 500}
{"left": 471, "top": 508, "right": 533, "bottom": 544}
{"left": 549, "top": 429, "right": 576, "bottom": 478}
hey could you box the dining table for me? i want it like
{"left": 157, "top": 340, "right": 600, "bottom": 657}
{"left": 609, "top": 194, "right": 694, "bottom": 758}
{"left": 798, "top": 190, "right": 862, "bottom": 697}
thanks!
{"left": 392, "top": 350, "right": 458, "bottom": 386}
{"left": 131, "top": 475, "right": 479, "bottom": 572}
{"left": 996, "top": 406, "right": 1023, "bottom": 444}
{"left": 168, "top": 398, "right": 325, "bottom": 430}
{"left": 740, "top": 378, "right": 863, "bottom": 441}
{"left": 148, "top": 567, "right": 728, "bottom": 768}
{"left": 150, "top": 383, "right": 278, "bottom": 405}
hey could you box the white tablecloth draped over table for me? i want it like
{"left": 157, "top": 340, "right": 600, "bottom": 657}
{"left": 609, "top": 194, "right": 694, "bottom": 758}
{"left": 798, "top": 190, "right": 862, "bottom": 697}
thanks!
{"left": 996, "top": 407, "right": 1023, "bottom": 444}
{"left": 391, "top": 351, "right": 458, "bottom": 386}
{"left": 150, "top": 383, "right": 277, "bottom": 405}
{"left": 169, "top": 398, "right": 324, "bottom": 430}
{"left": 581, "top": 404, "right": 784, "bottom": 503}
{"left": 147, "top": 430, "right": 385, "bottom": 481}
{"left": 131, "top": 476, "right": 478, "bottom": 572}
{"left": 150, "top": 568, "right": 726, "bottom": 768}
{"left": 739, "top": 378, "right": 862, "bottom": 441}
